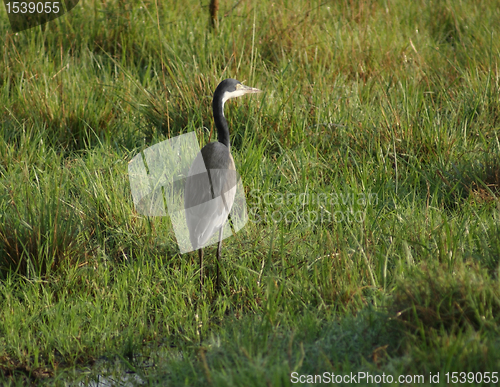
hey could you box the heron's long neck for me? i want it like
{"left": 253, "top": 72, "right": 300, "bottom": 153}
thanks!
{"left": 213, "top": 98, "right": 230, "bottom": 149}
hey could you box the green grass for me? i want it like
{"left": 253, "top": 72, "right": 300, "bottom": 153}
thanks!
{"left": 1, "top": 0, "right": 500, "bottom": 385}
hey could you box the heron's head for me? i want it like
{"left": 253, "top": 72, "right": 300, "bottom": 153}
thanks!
{"left": 214, "top": 78, "right": 262, "bottom": 105}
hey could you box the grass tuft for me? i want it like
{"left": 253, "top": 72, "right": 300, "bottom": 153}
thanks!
{"left": 0, "top": 165, "right": 87, "bottom": 278}
{"left": 391, "top": 262, "right": 500, "bottom": 334}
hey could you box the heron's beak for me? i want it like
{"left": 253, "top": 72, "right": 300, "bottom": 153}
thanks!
{"left": 239, "top": 84, "right": 262, "bottom": 94}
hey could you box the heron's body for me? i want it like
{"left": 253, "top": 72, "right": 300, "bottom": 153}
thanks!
{"left": 184, "top": 78, "right": 261, "bottom": 293}
{"left": 184, "top": 142, "right": 236, "bottom": 250}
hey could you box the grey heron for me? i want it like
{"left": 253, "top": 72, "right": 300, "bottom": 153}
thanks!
{"left": 184, "top": 78, "right": 262, "bottom": 294}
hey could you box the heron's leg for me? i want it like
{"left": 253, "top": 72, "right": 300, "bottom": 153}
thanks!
{"left": 216, "top": 226, "right": 223, "bottom": 292}
{"left": 198, "top": 248, "right": 203, "bottom": 295}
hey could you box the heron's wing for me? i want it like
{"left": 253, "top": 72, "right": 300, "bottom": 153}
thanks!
{"left": 184, "top": 148, "right": 237, "bottom": 212}
{"left": 183, "top": 144, "right": 238, "bottom": 249}
{"left": 188, "top": 210, "right": 226, "bottom": 249}
{"left": 184, "top": 170, "right": 234, "bottom": 249}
